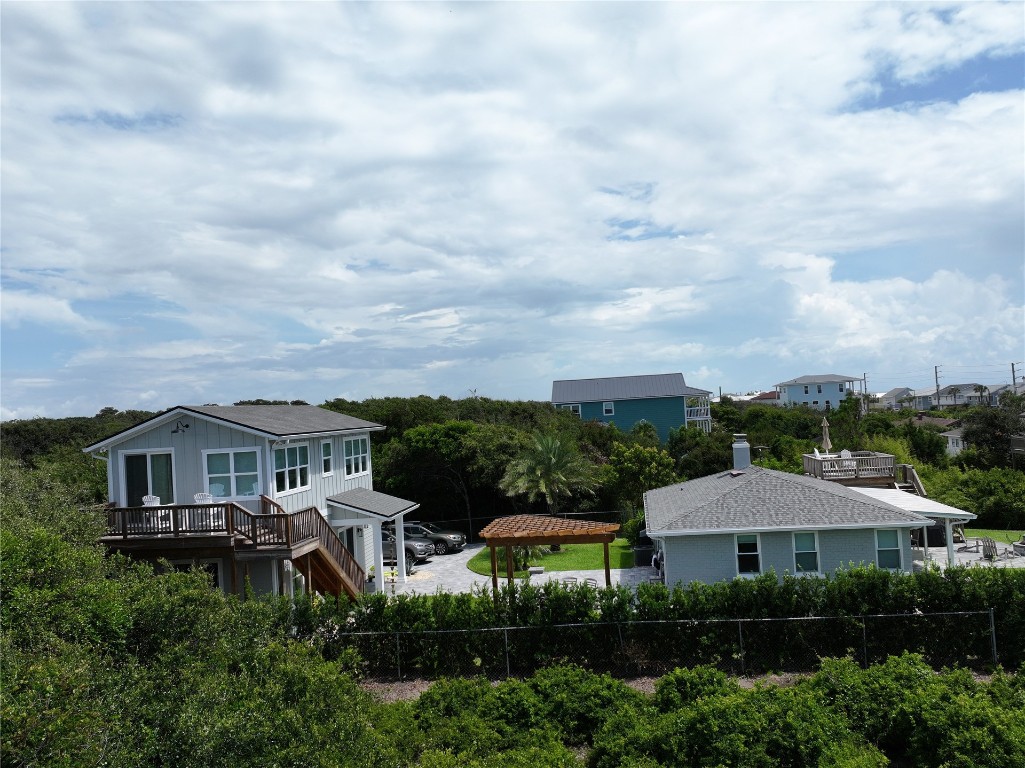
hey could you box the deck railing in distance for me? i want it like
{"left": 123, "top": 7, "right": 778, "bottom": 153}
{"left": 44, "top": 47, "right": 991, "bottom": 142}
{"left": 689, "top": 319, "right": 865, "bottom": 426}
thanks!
{"left": 802, "top": 451, "right": 896, "bottom": 481}
{"left": 107, "top": 503, "right": 241, "bottom": 539}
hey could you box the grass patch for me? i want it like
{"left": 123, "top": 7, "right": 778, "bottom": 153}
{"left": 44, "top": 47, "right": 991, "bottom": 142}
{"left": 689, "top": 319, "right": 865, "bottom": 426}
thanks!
{"left": 467, "top": 537, "right": 634, "bottom": 578}
{"left": 964, "top": 528, "right": 1023, "bottom": 545}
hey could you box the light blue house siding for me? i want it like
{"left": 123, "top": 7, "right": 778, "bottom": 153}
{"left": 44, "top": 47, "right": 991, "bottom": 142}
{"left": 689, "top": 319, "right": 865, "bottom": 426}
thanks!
{"left": 660, "top": 528, "right": 914, "bottom": 585}
{"left": 567, "top": 396, "right": 691, "bottom": 442}
{"left": 106, "top": 412, "right": 374, "bottom": 515}
{"left": 778, "top": 382, "right": 851, "bottom": 410}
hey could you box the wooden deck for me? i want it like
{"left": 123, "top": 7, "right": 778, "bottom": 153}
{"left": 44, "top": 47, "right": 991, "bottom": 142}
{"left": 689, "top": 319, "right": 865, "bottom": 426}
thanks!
{"left": 102, "top": 496, "right": 365, "bottom": 598}
{"left": 802, "top": 452, "right": 927, "bottom": 495}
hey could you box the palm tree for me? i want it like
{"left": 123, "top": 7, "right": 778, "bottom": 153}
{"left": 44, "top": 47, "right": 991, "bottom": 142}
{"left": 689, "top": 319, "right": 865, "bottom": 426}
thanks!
{"left": 973, "top": 384, "right": 990, "bottom": 407}
{"left": 499, "top": 434, "right": 597, "bottom": 517}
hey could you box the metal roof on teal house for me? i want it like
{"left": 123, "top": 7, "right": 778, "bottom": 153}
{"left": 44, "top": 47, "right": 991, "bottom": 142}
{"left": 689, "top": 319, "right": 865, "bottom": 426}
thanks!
{"left": 551, "top": 373, "right": 712, "bottom": 442}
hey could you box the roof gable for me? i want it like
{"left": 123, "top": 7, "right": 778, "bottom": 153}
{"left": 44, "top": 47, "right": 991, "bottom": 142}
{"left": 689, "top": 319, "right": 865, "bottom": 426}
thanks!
{"left": 644, "top": 466, "right": 927, "bottom": 534}
{"left": 84, "top": 404, "right": 383, "bottom": 452}
{"left": 552, "top": 373, "right": 710, "bottom": 403}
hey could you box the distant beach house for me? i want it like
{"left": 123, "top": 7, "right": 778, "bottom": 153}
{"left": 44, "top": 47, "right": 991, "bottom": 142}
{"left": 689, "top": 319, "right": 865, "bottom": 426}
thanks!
{"left": 551, "top": 373, "right": 712, "bottom": 441}
{"left": 84, "top": 404, "right": 421, "bottom": 599}
{"left": 880, "top": 387, "right": 916, "bottom": 410}
{"left": 774, "top": 374, "right": 860, "bottom": 411}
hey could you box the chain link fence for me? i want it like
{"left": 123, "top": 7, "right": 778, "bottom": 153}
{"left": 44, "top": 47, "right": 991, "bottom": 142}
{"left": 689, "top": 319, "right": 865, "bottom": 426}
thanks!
{"left": 331, "top": 610, "right": 998, "bottom": 680}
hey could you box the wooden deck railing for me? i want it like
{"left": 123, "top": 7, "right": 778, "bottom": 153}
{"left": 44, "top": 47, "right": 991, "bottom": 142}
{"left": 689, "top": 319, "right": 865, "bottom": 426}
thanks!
{"left": 105, "top": 498, "right": 364, "bottom": 593}
{"left": 107, "top": 502, "right": 242, "bottom": 538}
{"left": 802, "top": 451, "right": 896, "bottom": 481}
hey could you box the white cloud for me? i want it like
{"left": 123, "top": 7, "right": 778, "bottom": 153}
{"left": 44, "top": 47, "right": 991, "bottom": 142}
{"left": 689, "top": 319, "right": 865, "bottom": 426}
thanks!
{"left": 1, "top": 2, "right": 1022, "bottom": 417}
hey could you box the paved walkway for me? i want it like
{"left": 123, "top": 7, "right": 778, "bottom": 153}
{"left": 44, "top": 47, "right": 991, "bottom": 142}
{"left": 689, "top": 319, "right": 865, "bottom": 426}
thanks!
{"left": 381, "top": 543, "right": 658, "bottom": 596}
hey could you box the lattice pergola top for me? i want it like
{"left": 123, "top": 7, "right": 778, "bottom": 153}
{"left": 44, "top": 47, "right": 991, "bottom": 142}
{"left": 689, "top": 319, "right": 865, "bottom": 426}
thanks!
{"left": 479, "top": 515, "right": 620, "bottom": 546}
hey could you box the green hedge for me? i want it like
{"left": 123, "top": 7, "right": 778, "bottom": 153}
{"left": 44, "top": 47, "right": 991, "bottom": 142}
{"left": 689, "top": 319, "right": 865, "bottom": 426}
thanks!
{"left": 330, "top": 567, "right": 1025, "bottom": 671}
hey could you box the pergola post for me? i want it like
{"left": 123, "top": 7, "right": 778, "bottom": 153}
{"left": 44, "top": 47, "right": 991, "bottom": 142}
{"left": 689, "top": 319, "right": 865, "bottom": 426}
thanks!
{"left": 943, "top": 518, "right": 955, "bottom": 567}
{"left": 603, "top": 541, "right": 611, "bottom": 586}
{"left": 505, "top": 546, "right": 514, "bottom": 587}
{"left": 490, "top": 545, "right": 499, "bottom": 597}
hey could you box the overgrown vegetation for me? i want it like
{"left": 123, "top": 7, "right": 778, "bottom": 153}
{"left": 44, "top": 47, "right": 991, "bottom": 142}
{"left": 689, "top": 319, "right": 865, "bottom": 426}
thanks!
{"left": 3, "top": 448, "right": 1025, "bottom": 766}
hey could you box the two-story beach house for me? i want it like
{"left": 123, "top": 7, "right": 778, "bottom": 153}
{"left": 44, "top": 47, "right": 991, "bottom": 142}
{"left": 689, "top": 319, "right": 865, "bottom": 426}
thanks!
{"left": 551, "top": 373, "right": 712, "bottom": 442}
{"left": 84, "top": 404, "right": 421, "bottom": 600}
{"left": 775, "top": 374, "right": 860, "bottom": 411}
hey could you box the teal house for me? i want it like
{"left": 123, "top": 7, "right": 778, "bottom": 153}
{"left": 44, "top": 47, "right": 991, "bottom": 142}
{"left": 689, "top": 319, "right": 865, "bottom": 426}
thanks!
{"left": 551, "top": 373, "right": 712, "bottom": 442}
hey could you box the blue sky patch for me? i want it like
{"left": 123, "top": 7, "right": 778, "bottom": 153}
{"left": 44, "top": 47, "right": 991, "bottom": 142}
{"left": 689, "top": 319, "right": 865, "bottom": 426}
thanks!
{"left": 850, "top": 52, "right": 1024, "bottom": 112}
{"left": 605, "top": 218, "right": 703, "bottom": 242}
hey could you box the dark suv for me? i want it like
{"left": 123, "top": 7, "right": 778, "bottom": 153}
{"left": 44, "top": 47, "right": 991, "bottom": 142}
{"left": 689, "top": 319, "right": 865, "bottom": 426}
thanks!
{"left": 403, "top": 521, "right": 466, "bottom": 555}
{"left": 382, "top": 532, "right": 434, "bottom": 576}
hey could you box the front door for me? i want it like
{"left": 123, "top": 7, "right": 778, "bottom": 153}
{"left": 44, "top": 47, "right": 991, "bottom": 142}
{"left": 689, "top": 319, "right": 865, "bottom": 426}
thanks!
{"left": 124, "top": 452, "right": 174, "bottom": 506}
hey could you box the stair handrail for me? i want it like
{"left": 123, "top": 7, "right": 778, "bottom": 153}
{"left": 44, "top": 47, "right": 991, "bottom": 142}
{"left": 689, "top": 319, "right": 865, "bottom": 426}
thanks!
{"left": 293, "top": 506, "right": 365, "bottom": 592}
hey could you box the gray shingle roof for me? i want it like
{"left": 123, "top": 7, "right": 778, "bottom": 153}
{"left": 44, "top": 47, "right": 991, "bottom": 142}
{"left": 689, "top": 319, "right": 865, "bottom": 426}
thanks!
{"left": 644, "top": 466, "right": 927, "bottom": 534}
{"left": 326, "top": 487, "right": 419, "bottom": 519}
{"left": 774, "top": 374, "right": 859, "bottom": 387}
{"left": 552, "top": 373, "right": 710, "bottom": 403}
{"left": 181, "top": 405, "right": 383, "bottom": 437}
{"left": 84, "top": 404, "right": 383, "bottom": 451}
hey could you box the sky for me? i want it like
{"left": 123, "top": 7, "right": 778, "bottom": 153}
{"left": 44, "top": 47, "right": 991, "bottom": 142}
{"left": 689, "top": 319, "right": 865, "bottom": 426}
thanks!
{"left": 2, "top": 2, "right": 1023, "bottom": 420}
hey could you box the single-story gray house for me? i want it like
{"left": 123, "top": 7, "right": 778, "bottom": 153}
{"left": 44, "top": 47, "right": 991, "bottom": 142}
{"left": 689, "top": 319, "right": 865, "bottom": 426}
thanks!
{"left": 643, "top": 437, "right": 929, "bottom": 584}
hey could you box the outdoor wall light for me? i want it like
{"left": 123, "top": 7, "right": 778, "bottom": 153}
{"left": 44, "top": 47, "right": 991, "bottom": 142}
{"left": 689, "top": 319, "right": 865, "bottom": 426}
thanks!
{"left": 171, "top": 420, "right": 190, "bottom": 434}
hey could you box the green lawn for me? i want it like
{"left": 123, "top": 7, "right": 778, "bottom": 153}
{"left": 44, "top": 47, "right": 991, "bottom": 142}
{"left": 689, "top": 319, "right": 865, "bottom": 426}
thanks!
{"left": 467, "top": 537, "right": 634, "bottom": 578}
{"left": 964, "top": 528, "right": 1023, "bottom": 545}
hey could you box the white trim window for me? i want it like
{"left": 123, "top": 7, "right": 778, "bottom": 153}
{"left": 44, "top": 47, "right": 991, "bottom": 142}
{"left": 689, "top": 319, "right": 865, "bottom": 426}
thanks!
{"left": 803, "top": 385, "right": 809, "bottom": 395}
{"left": 274, "top": 444, "right": 310, "bottom": 494}
{"left": 736, "top": 534, "right": 761, "bottom": 575}
{"left": 344, "top": 436, "right": 369, "bottom": 477}
{"left": 123, "top": 449, "right": 175, "bottom": 507}
{"left": 560, "top": 404, "right": 582, "bottom": 417}
{"left": 321, "top": 440, "right": 334, "bottom": 477}
{"left": 204, "top": 448, "right": 261, "bottom": 498}
{"left": 876, "top": 529, "right": 902, "bottom": 570}
{"left": 793, "top": 531, "right": 819, "bottom": 573}
{"left": 603, "top": 401, "right": 615, "bottom": 416}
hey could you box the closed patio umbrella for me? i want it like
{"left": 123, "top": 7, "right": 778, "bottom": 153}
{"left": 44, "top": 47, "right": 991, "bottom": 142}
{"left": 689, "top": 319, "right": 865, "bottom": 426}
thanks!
{"left": 821, "top": 417, "right": 833, "bottom": 454}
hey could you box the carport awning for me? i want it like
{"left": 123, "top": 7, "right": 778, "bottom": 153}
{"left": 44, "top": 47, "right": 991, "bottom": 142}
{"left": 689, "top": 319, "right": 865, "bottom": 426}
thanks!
{"left": 849, "top": 489, "right": 976, "bottom": 522}
{"left": 326, "top": 488, "right": 419, "bottom": 520}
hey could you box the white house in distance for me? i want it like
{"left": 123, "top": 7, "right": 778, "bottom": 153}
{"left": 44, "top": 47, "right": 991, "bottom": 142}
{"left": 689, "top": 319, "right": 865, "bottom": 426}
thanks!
{"left": 85, "top": 404, "right": 421, "bottom": 599}
{"left": 774, "top": 374, "right": 860, "bottom": 411}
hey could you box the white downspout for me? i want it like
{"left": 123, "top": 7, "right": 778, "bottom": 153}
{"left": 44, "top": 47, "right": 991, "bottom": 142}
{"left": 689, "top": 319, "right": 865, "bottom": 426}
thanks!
{"left": 944, "top": 518, "right": 955, "bottom": 568}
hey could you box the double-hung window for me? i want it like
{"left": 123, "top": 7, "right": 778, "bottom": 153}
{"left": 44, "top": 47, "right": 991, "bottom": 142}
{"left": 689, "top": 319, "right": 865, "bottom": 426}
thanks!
{"left": 803, "top": 385, "right": 809, "bottom": 395}
{"left": 205, "top": 448, "right": 260, "bottom": 498}
{"left": 274, "top": 444, "right": 310, "bottom": 494}
{"left": 344, "top": 437, "right": 369, "bottom": 477}
{"left": 561, "top": 404, "right": 581, "bottom": 417}
{"left": 816, "top": 384, "right": 822, "bottom": 394}
{"left": 603, "top": 402, "right": 615, "bottom": 416}
{"left": 793, "top": 532, "right": 819, "bottom": 573}
{"left": 876, "top": 529, "right": 902, "bottom": 570}
{"left": 736, "top": 534, "right": 760, "bottom": 575}
{"left": 321, "top": 440, "right": 334, "bottom": 476}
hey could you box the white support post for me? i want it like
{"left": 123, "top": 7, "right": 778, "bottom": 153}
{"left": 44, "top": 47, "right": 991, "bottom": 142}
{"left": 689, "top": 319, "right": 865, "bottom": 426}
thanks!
{"left": 944, "top": 518, "right": 955, "bottom": 568}
{"left": 370, "top": 520, "right": 385, "bottom": 589}
{"left": 395, "top": 515, "right": 407, "bottom": 584}
{"left": 922, "top": 525, "right": 929, "bottom": 563}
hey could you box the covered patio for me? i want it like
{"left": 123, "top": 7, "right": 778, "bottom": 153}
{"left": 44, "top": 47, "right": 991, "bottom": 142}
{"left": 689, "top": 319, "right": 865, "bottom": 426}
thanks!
{"left": 325, "top": 487, "right": 419, "bottom": 585}
{"left": 478, "top": 514, "right": 621, "bottom": 595}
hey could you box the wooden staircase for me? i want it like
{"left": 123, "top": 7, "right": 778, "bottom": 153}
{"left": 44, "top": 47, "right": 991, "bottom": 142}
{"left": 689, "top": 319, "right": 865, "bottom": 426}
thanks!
{"left": 894, "top": 464, "right": 928, "bottom": 497}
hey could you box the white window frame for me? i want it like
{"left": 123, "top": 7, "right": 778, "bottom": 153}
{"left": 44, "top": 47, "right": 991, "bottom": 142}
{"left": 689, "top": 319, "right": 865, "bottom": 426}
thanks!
{"left": 793, "top": 531, "right": 820, "bottom": 575}
{"left": 274, "top": 443, "right": 311, "bottom": 495}
{"left": 560, "top": 403, "right": 581, "bottom": 417}
{"left": 876, "top": 529, "right": 902, "bottom": 571}
{"left": 120, "top": 448, "right": 176, "bottom": 506}
{"left": 321, "top": 440, "right": 334, "bottom": 477}
{"left": 603, "top": 401, "right": 615, "bottom": 416}
{"left": 735, "top": 533, "right": 761, "bottom": 577}
{"left": 803, "top": 385, "right": 809, "bottom": 395}
{"left": 344, "top": 436, "right": 369, "bottom": 478}
{"left": 839, "top": 382, "right": 845, "bottom": 392}
{"left": 202, "top": 448, "right": 262, "bottom": 500}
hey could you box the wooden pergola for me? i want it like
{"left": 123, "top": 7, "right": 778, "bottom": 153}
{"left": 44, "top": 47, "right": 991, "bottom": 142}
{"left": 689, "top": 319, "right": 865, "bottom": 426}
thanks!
{"left": 478, "top": 514, "right": 621, "bottom": 595}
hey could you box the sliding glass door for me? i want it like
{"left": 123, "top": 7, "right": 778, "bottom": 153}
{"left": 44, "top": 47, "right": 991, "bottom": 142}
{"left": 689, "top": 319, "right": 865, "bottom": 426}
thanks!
{"left": 124, "top": 452, "right": 174, "bottom": 506}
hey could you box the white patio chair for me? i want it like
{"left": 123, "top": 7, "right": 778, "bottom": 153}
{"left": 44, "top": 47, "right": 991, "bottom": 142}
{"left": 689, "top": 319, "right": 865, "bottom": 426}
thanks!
{"left": 194, "top": 492, "right": 213, "bottom": 504}
{"left": 142, "top": 495, "right": 160, "bottom": 506}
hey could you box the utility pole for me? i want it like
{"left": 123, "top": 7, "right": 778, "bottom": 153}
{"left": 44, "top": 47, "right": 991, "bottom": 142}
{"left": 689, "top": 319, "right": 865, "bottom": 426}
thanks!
{"left": 935, "top": 366, "right": 941, "bottom": 409}
{"left": 1013, "top": 362, "right": 1017, "bottom": 390}
{"left": 862, "top": 373, "right": 868, "bottom": 415}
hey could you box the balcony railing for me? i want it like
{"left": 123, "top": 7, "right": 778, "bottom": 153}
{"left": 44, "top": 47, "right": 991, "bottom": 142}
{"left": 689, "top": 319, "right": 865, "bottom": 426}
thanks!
{"left": 686, "top": 406, "right": 711, "bottom": 420}
{"left": 802, "top": 451, "right": 896, "bottom": 481}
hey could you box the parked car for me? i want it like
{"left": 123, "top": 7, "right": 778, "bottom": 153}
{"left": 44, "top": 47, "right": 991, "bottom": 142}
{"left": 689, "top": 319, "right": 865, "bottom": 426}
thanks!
{"left": 382, "top": 532, "right": 434, "bottom": 576}
{"left": 403, "top": 521, "right": 466, "bottom": 555}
